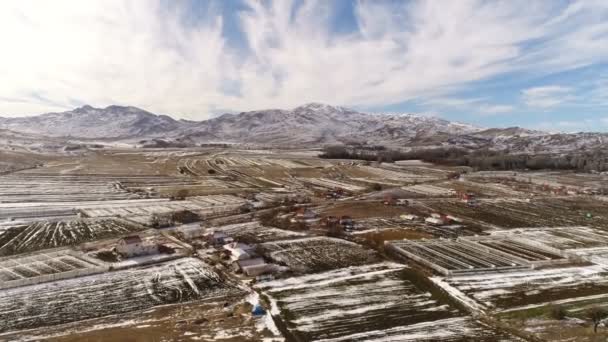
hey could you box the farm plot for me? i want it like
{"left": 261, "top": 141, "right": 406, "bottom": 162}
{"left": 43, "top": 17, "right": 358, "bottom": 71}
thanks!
{"left": 0, "top": 218, "right": 145, "bottom": 256}
{"left": 422, "top": 198, "right": 608, "bottom": 229}
{"left": 465, "top": 237, "right": 566, "bottom": 265}
{"left": 0, "top": 257, "right": 243, "bottom": 333}
{"left": 256, "top": 263, "right": 516, "bottom": 341}
{"left": 0, "top": 174, "right": 138, "bottom": 203}
{"left": 388, "top": 239, "right": 531, "bottom": 274}
{"left": 432, "top": 264, "right": 608, "bottom": 312}
{"left": 81, "top": 195, "right": 246, "bottom": 218}
{"left": 297, "top": 177, "right": 365, "bottom": 192}
{"left": 359, "top": 166, "right": 435, "bottom": 182}
{"left": 387, "top": 239, "right": 532, "bottom": 275}
{"left": 260, "top": 237, "right": 378, "bottom": 273}
{"left": 208, "top": 222, "right": 306, "bottom": 243}
{"left": 490, "top": 227, "right": 608, "bottom": 251}
{"left": 0, "top": 250, "right": 106, "bottom": 290}
{"left": 402, "top": 184, "right": 454, "bottom": 197}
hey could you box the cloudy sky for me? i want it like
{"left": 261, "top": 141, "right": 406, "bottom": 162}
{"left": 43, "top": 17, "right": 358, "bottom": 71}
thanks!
{"left": 1, "top": 0, "right": 607, "bottom": 131}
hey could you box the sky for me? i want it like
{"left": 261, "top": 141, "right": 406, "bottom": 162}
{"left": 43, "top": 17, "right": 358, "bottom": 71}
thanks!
{"left": 0, "top": 0, "right": 607, "bottom": 132}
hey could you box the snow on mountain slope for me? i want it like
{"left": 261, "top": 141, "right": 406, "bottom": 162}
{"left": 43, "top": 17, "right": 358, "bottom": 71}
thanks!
{"left": 182, "top": 103, "right": 481, "bottom": 146}
{"left": 1, "top": 103, "right": 607, "bottom": 153}
{"left": 0, "top": 105, "right": 182, "bottom": 139}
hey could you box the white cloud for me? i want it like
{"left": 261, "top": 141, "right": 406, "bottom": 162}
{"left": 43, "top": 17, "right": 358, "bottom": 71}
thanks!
{"left": 421, "top": 97, "right": 513, "bottom": 116}
{"left": 521, "top": 85, "right": 574, "bottom": 108}
{"left": 478, "top": 104, "right": 514, "bottom": 115}
{"left": 0, "top": 0, "right": 607, "bottom": 119}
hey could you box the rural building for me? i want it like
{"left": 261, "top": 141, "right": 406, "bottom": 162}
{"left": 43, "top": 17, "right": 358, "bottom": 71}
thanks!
{"left": 295, "top": 208, "right": 317, "bottom": 221}
{"left": 115, "top": 235, "right": 158, "bottom": 258}
{"left": 177, "top": 223, "right": 205, "bottom": 239}
{"left": 204, "top": 231, "right": 229, "bottom": 245}
{"left": 223, "top": 242, "right": 256, "bottom": 261}
{"left": 400, "top": 214, "right": 419, "bottom": 221}
{"left": 235, "top": 257, "right": 274, "bottom": 277}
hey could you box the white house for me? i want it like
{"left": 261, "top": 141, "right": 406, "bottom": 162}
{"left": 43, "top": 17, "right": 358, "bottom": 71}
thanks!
{"left": 115, "top": 235, "right": 158, "bottom": 258}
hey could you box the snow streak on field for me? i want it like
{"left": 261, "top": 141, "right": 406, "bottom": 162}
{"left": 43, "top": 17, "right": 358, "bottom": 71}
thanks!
{"left": 81, "top": 195, "right": 246, "bottom": 219}
{"left": 0, "top": 258, "right": 242, "bottom": 333}
{"left": 261, "top": 237, "right": 377, "bottom": 273}
{"left": 433, "top": 265, "right": 608, "bottom": 312}
{"left": 490, "top": 227, "right": 608, "bottom": 250}
{"left": 0, "top": 218, "right": 144, "bottom": 256}
{"left": 257, "top": 263, "right": 513, "bottom": 341}
{"left": 0, "top": 174, "right": 138, "bottom": 203}
{"left": 209, "top": 222, "right": 306, "bottom": 243}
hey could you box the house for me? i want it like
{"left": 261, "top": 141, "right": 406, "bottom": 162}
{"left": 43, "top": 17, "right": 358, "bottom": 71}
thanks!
{"left": 223, "top": 242, "right": 256, "bottom": 261}
{"left": 177, "top": 223, "right": 205, "bottom": 239}
{"left": 383, "top": 195, "right": 397, "bottom": 206}
{"left": 236, "top": 257, "right": 274, "bottom": 277}
{"left": 339, "top": 215, "right": 354, "bottom": 229}
{"left": 425, "top": 217, "right": 445, "bottom": 225}
{"left": 396, "top": 199, "right": 410, "bottom": 206}
{"left": 295, "top": 208, "right": 317, "bottom": 221}
{"left": 400, "top": 214, "right": 418, "bottom": 221}
{"left": 204, "top": 231, "right": 228, "bottom": 245}
{"left": 115, "top": 235, "right": 158, "bottom": 258}
{"left": 321, "top": 216, "right": 339, "bottom": 227}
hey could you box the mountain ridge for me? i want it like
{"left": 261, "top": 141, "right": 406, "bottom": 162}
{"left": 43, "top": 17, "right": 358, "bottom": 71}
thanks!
{"left": 0, "top": 103, "right": 607, "bottom": 153}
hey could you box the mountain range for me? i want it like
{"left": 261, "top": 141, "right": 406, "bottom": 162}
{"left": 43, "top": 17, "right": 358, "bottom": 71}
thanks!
{"left": 0, "top": 103, "right": 606, "bottom": 153}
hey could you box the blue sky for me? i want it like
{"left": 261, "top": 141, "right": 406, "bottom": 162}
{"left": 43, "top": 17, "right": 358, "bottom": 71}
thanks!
{"left": 0, "top": 0, "right": 607, "bottom": 132}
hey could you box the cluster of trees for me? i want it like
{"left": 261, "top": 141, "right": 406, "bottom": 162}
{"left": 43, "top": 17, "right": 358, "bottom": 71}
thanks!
{"left": 319, "top": 145, "right": 410, "bottom": 163}
{"left": 320, "top": 145, "right": 608, "bottom": 172}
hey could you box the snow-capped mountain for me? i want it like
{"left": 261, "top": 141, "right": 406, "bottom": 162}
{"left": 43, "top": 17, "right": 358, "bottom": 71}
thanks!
{"left": 0, "top": 105, "right": 182, "bottom": 139}
{"left": 1, "top": 103, "right": 607, "bottom": 153}
{"left": 0, "top": 103, "right": 480, "bottom": 145}
{"left": 181, "top": 103, "right": 480, "bottom": 146}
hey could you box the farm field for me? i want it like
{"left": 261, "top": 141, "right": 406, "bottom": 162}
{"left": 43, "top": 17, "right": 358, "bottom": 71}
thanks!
{"left": 80, "top": 195, "right": 246, "bottom": 219}
{"left": 0, "top": 218, "right": 145, "bottom": 256}
{"left": 0, "top": 250, "right": 106, "bottom": 289}
{"left": 421, "top": 197, "right": 608, "bottom": 229}
{"left": 208, "top": 222, "right": 306, "bottom": 243}
{"left": 0, "top": 258, "right": 243, "bottom": 333}
{"left": 260, "top": 237, "right": 378, "bottom": 273}
{"left": 432, "top": 264, "right": 608, "bottom": 313}
{"left": 3, "top": 147, "right": 608, "bottom": 340}
{"left": 0, "top": 174, "right": 139, "bottom": 203}
{"left": 257, "top": 263, "right": 519, "bottom": 341}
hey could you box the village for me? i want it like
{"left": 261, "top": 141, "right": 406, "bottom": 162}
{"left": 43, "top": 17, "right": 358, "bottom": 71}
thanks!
{"left": 1, "top": 147, "right": 608, "bottom": 341}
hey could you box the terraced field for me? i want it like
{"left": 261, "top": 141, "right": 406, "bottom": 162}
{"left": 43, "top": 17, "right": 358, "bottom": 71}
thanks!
{"left": 0, "top": 258, "right": 243, "bottom": 333}
{"left": 257, "top": 263, "right": 518, "bottom": 341}
{"left": 433, "top": 265, "right": 608, "bottom": 312}
{"left": 0, "top": 218, "right": 145, "bottom": 256}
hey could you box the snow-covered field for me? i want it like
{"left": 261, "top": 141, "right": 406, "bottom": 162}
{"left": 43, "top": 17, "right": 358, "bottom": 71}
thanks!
{"left": 0, "top": 218, "right": 144, "bottom": 256}
{"left": 81, "top": 195, "right": 246, "bottom": 219}
{"left": 0, "top": 174, "right": 138, "bottom": 203}
{"left": 257, "top": 263, "right": 515, "bottom": 341}
{"left": 490, "top": 226, "right": 608, "bottom": 251}
{"left": 0, "top": 250, "right": 105, "bottom": 286}
{"left": 208, "top": 222, "right": 305, "bottom": 243}
{"left": 432, "top": 265, "right": 608, "bottom": 312}
{"left": 297, "top": 177, "right": 366, "bottom": 192}
{"left": 0, "top": 258, "right": 243, "bottom": 333}
{"left": 261, "top": 237, "right": 377, "bottom": 274}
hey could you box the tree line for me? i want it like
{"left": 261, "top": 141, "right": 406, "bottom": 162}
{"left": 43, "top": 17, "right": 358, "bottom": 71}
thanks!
{"left": 320, "top": 145, "right": 608, "bottom": 172}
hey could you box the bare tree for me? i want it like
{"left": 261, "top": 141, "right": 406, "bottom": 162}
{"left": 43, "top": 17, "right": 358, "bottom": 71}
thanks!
{"left": 587, "top": 306, "right": 607, "bottom": 333}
